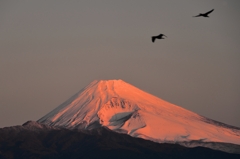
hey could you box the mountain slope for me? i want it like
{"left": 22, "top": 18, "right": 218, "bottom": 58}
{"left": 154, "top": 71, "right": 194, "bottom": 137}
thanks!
{"left": 1, "top": 121, "right": 240, "bottom": 159}
{"left": 38, "top": 79, "right": 240, "bottom": 149}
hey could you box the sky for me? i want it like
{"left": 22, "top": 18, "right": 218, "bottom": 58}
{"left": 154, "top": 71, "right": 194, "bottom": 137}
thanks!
{"left": 0, "top": 0, "right": 240, "bottom": 128}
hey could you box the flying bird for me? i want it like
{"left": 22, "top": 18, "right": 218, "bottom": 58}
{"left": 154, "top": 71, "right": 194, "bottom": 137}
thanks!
{"left": 151, "top": 34, "right": 167, "bottom": 43}
{"left": 193, "top": 9, "right": 214, "bottom": 17}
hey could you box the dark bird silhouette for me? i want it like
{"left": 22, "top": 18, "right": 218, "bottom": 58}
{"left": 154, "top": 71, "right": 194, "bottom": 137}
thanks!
{"left": 193, "top": 9, "right": 214, "bottom": 17}
{"left": 151, "top": 34, "right": 167, "bottom": 43}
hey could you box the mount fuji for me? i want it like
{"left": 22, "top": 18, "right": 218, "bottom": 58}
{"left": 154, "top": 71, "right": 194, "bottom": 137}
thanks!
{"left": 38, "top": 79, "right": 240, "bottom": 153}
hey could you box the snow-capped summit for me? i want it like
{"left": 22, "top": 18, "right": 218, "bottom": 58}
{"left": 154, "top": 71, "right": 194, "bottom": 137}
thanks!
{"left": 38, "top": 79, "right": 240, "bottom": 146}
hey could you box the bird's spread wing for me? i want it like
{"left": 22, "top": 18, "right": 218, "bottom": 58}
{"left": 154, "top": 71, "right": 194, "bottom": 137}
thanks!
{"left": 205, "top": 9, "right": 214, "bottom": 15}
{"left": 193, "top": 14, "right": 200, "bottom": 17}
{"left": 152, "top": 37, "right": 155, "bottom": 43}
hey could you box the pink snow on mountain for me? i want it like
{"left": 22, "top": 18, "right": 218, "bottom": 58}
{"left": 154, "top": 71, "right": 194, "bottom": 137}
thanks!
{"left": 38, "top": 79, "right": 240, "bottom": 145}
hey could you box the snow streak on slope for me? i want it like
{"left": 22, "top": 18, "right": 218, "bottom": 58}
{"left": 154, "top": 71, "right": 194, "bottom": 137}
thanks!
{"left": 38, "top": 80, "right": 240, "bottom": 146}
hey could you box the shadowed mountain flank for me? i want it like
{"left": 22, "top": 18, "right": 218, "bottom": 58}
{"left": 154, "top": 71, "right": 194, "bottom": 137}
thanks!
{"left": 0, "top": 122, "right": 240, "bottom": 159}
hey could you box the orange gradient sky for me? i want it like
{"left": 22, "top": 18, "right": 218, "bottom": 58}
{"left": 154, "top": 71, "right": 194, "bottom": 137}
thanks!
{"left": 0, "top": 0, "right": 240, "bottom": 128}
